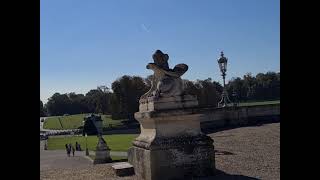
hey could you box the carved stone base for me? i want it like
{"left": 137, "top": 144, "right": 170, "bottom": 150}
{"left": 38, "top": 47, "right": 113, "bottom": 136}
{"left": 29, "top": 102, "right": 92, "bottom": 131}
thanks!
{"left": 93, "top": 136, "right": 112, "bottom": 164}
{"left": 139, "top": 95, "right": 198, "bottom": 112}
{"left": 128, "top": 135, "right": 215, "bottom": 180}
{"left": 129, "top": 108, "right": 216, "bottom": 180}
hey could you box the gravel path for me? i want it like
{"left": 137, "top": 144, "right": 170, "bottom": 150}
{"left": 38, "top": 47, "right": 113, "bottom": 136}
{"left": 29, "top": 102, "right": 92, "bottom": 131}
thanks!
{"left": 210, "top": 123, "right": 280, "bottom": 180}
{"left": 41, "top": 122, "right": 280, "bottom": 180}
{"left": 40, "top": 147, "right": 92, "bottom": 171}
{"left": 40, "top": 141, "right": 128, "bottom": 171}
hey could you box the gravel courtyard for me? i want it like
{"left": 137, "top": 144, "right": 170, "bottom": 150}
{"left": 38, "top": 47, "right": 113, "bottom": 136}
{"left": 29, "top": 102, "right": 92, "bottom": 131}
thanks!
{"left": 40, "top": 122, "right": 280, "bottom": 180}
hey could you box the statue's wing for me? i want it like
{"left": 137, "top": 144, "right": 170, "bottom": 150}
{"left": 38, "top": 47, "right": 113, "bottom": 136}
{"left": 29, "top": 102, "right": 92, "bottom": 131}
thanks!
{"left": 157, "top": 63, "right": 188, "bottom": 77}
{"left": 147, "top": 63, "right": 188, "bottom": 78}
{"left": 173, "top": 64, "right": 188, "bottom": 77}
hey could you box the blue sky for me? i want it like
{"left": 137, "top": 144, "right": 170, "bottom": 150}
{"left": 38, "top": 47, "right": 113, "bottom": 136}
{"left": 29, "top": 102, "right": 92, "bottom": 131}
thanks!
{"left": 41, "top": 0, "right": 279, "bottom": 103}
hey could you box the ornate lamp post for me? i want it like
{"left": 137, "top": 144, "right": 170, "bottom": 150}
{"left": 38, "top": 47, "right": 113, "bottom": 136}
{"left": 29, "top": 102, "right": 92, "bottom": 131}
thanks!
{"left": 82, "top": 119, "right": 89, "bottom": 156}
{"left": 85, "top": 133, "right": 89, "bottom": 156}
{"left": 217, "top": 51, "right": 231, "bottom": 107}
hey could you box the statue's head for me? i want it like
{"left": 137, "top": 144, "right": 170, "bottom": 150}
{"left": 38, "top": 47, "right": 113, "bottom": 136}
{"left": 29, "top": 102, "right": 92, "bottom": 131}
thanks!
{"left": 153, "top": 50, "right": 169, "bottom": 60}
{"left": 152, "top": 50, "right": 169, "bottom": 70}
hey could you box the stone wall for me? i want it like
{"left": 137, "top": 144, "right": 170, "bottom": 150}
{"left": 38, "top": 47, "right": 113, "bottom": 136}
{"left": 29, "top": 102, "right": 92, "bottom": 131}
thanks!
{"left": 197, "top": 103, "right": 280, "bottom": 130}
{"left": 100, "top": 104, "right": 280, "bottom": 134}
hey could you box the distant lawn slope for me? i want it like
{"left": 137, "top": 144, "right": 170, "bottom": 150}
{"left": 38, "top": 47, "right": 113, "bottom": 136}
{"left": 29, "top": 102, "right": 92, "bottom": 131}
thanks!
{"left": 43, "top": 117, "right": 63, "bottom": 129}
{"left": 47, "top": 134, "right": 137, "bottom": 152}
{"left": 43, "top": 114, "right": 125, "bottom": 130}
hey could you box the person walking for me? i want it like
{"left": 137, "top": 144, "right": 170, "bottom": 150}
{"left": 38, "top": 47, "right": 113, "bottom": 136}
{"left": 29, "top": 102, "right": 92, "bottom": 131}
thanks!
{"left": 72, "top": 145, "right": 75, "bottom": 157}
{"left": 44, "top": 141, "right": 48, "bottom": 150}
{"left": 66, "top": 144, "right": 70, "bottom": 157}
{"left": 68, "top": 143, "right": 72, "bottom": 157}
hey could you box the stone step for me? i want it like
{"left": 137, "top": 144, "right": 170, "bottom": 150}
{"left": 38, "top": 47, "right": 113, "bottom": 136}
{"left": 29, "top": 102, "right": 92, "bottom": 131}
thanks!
{"left": 112, "top": 162, "right": 134, "bottom": 177}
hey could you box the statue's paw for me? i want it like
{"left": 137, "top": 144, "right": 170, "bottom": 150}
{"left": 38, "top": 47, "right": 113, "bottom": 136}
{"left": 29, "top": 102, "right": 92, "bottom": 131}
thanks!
{"left": 152, "top": 90, "right": 161, "bottom": 99}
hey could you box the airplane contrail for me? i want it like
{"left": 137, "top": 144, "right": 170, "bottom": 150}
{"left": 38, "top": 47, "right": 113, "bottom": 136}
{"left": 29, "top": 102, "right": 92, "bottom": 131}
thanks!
{"left": 141, "top": 24, "right": 150, "bottom": 33}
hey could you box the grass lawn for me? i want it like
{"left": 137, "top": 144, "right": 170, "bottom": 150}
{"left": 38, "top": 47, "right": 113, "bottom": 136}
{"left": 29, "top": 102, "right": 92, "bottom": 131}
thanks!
{"left": 227, "top": 100, "right": 280, "bottom": 107}
{"left": 43, "top": 114, "right": 125, "bottom": 130}
{"left": 237, "top": 100, "right": 280, "bottom": 106}
{"left": 43, "top": 118, "right": 63, "bottom": 129}
{"left": 47, "top": 134, "right": 137, "bottom": 152}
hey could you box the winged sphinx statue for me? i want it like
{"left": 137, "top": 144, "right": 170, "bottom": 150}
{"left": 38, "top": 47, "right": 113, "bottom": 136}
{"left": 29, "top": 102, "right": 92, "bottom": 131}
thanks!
{"left": 141, "top": 50, "right": 188, "bottom": 99}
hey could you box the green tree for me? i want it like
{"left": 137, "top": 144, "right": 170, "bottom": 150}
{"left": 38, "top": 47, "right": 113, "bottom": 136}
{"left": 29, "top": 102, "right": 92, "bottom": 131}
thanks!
{"left": 243, "top": 73, "right": 256, "bottom": 101}
{"left": 68, "top": 93, "right": 89, "bottom": 114}
{"left": 85, "top": 87, "right": 111, "bottom": 114}
{"left": 40, "top": 100, "right": 45, "bottom": 117}
{"left": 227, "top": 71, "right": 280, "bottom": 102}
{"left": 111, "top": 75, "right": 149, "bottom": 120}
{"left": 184, "top": 78, "right": 222, "bottom": 107}
{"left": 96, "top": 86, "right": 112, "bottom": 114}
{"left": 227, "top": 77, "right": 247, "bottom": 102}
{"left": 43, "top": 71, "right": 279, "bottom": 117}
{"left": 46, "top": 93, "right": 72, "bottom": 116}
{"left": 254, "top": 72, "right": 280, "bottom": 101}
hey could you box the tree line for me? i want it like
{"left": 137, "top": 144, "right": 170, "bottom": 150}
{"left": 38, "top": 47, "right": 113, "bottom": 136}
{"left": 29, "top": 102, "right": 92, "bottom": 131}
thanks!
{"left": 226, "top": 72, "right": 280, "bottom": 102}
{"left": 40, "top": 71, "right": 280, "bottom": 120}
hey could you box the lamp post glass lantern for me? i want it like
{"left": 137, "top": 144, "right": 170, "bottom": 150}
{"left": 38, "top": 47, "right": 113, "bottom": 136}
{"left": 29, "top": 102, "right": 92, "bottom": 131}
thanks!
{"left": 217, "top": 51, "right": 231, "bottom": 107}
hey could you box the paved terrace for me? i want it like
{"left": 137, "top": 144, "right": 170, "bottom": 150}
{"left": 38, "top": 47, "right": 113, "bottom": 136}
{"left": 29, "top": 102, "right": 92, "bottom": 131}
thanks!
{"left": 41, "top": 122, "right": 280, "bottom": 180}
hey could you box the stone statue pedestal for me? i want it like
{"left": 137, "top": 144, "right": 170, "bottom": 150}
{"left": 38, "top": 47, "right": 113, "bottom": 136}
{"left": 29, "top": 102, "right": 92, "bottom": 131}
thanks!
{"left": 128, "top": 95, "right": 215, "bottom": 180}
{"left": 138, "top": 95, "right": 199, "bottom": 111}
{"left": 94, "top": 136, "right": 112, "bottom": 164}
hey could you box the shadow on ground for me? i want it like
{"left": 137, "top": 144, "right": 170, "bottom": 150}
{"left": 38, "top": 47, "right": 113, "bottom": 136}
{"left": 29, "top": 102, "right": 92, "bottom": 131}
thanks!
{"left": 214, "top": 150, "right": 235, "bottom": 155}
{"left": 187, "top": 170, "right": 260, "bottom": 180}
{"left": 112, "top": 158, "right": 128, "bottom": 163}
{"left": 213, "top": 169, "right": 260, "bottom": 179}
